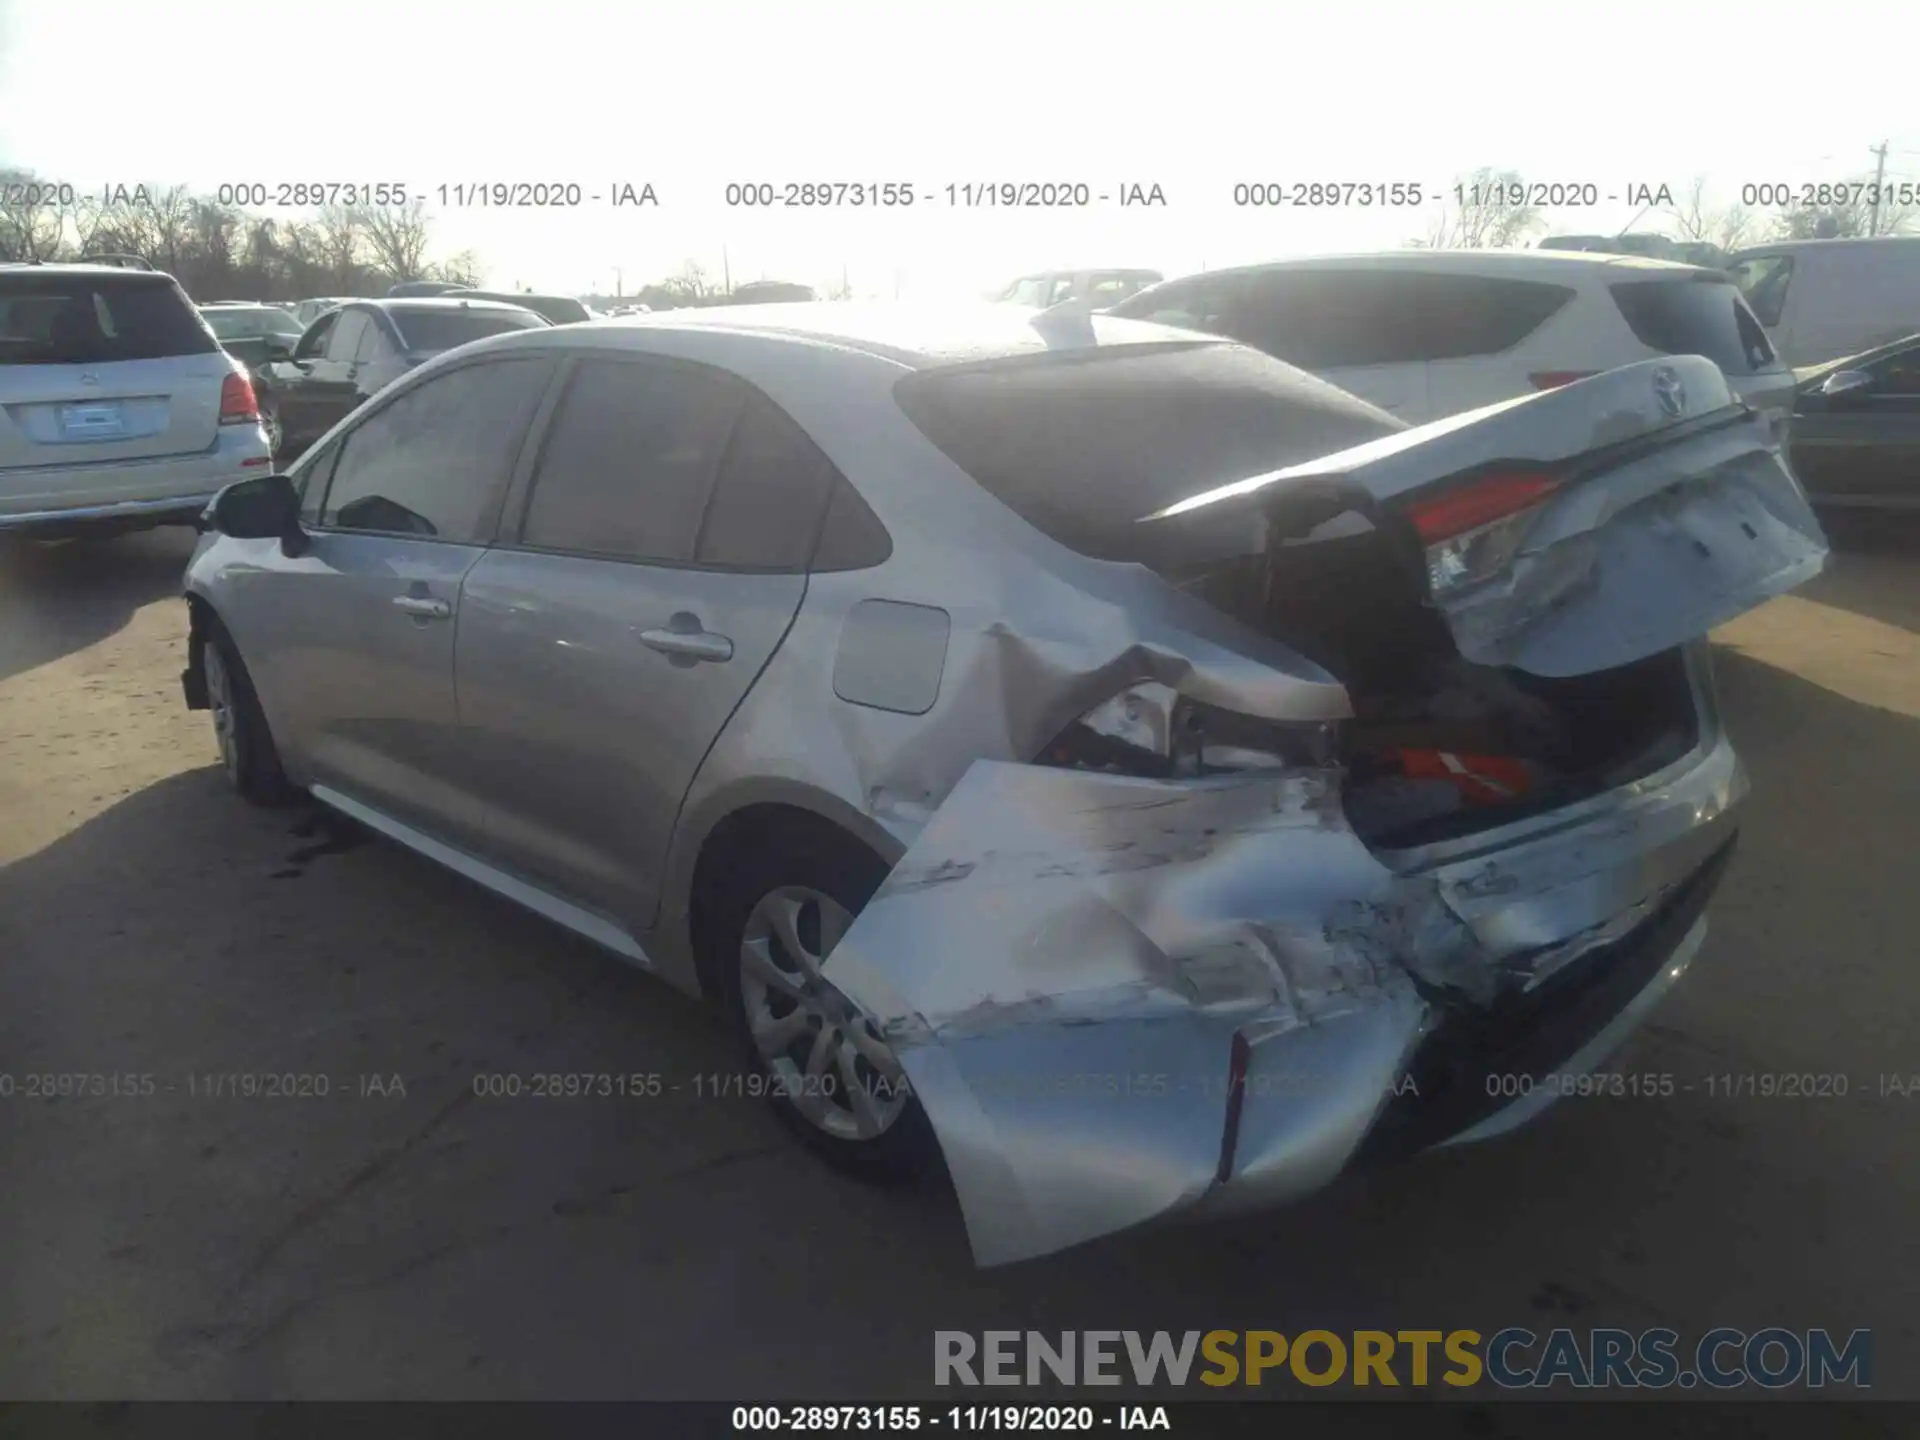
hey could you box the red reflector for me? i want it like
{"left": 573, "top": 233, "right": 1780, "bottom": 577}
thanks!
{"left": 1404, "top": 472, "right": 1560, "bottom": 544}
{"left": 1529, "top": 370, "right": 1597, "bottom": 390}
{"left": 219, "top": 371, "right": 259, "bottom": 424}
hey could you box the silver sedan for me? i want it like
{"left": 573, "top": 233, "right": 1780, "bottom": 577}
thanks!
{"left": 181, "top": 304, "right": 1828, "bottom": 1266}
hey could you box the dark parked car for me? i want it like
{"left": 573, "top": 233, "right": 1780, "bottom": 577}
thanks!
{"left": 254, "top": 298, "right": 548, "bottom": 459}
{"left": 1789, "top": 332, "right": 1920, "bottom": 513}
{"left": 446, "top": 289, "right": 593, "bottom": 325}
{"left": 198, "top": 303, "right": 306, "bottom": 374}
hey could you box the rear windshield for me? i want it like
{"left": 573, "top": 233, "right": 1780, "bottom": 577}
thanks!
{"left": 1610, "top": 277, "right": 1776, "bottom": 374}
{"left": 891, "top": 341, "right": 1403, "bottom": 559}
{"left": 202, "top": 307, "right": 302, "bottom": 340}
{"left": 460, "top": 293, "right": 585, "bottom": 325}
{"left": 0, "top": 273, "right": 217, "bottom": 365}
{"left": 389, "top": 306, "right": 548, "bottom": 351}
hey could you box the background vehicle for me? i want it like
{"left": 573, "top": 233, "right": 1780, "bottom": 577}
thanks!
{"left": 387, "top": 280, "right": 470, "bottom": 298}
{"left": 0, "top": 264, "right": 269, "bottom": 534}
{"left": 724, "top": 281, "right": 815, "bottom": 304}
{"left": 1787, "top": 331, "right": 1920, "bottom": 512}
{"left": 1727, "top": 236, "right": 1920, "bottom": 367}
{"left": 254, "top": 298, "right": 548, "bottom": 458}
{"left": 198, "top": 303, "right": 306, "bottom": 373}
{"left": 444, "top": 289, "right": 593, "bottom": 325}
{"left": 183, "top": 304, "right": 1824, "bottom": 1267}
{"left": 1110, "top": 250, "right": 1793, "bottom": 429}
{"left": 291, "top": 296, "right": 359, "bottom": 328}
{"left": 994, "top": 268, "right": 1163, "bottom": 309}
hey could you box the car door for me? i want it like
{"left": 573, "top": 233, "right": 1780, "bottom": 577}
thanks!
{"left": 306, "top": 307, "right": 371, "bottom": 435}
{"left": 353, "top": 311, "right": 409, "bottom": 398}
{"left": 249, "top": 354, "right": 558, "bottom": 851}
{"left": 1790, "top": 344, "right": 1920, "bottom": 506}
{"left": 268, "top": 310, "right": 336, "bottom": 446}
{"left": 454, "top": 356, "right": 822, "bottom": 932}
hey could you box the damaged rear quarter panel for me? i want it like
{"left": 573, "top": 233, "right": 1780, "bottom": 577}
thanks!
{"left": 818, "top": 760, "right": 1465, "bottom": 1266}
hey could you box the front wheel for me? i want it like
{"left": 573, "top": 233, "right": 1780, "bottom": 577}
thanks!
{"left": 200, "top": 622, "right": 295, "bottom": 806}
{"left": 708, "top": 829, "right": 938, "bottom": 1181}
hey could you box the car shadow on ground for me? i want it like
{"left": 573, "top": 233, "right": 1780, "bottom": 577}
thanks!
{"left": 1796, "top": 521, "right": 1920, "bottom": 633}
{"left": 0, "top": 652, "right": 1915, "bottom": 1409}
{"left": 0, "top": 527, "right": 198, "bottom": 685}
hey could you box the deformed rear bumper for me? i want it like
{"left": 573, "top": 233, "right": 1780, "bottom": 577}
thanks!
{"left": 820, "top": 732, "right": 1746, "bottom": 1266}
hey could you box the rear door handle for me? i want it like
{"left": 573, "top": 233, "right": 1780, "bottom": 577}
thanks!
{"left": 639, "top": 625, "right": 733, "bottom": 663}
{"left": 392, "top": 595, "right": 452, "bottom": 619}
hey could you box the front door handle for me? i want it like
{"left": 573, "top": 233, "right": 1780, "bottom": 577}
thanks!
{"left": 392, "top": 594, "right": 452, "bottom": 619}
{"left": 639, "top": 622, "right": 733, "bottom": 663}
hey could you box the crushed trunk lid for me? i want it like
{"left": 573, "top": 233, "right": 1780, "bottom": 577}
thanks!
{"left": 1145, "top": 355, "right": 1828, "bottom": 678}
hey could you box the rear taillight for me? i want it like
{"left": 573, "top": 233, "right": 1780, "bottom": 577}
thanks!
{"left": 1405, "top": 472, "right": 1559, "bottom": 545}
{"left": 219, "top": 370, "right": 259, "bottom": 425}
{"left": 1529, "top": 371, "right": 1597, "bottom": 391}
{"left": 1405, "top": 471, "right": 1560, "bottom": 596}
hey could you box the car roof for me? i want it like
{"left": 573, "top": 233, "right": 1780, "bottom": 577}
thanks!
{"left": 0, "top": 263, "right": 174, "bottom": 279}
{"left": 361, "top": 296, "right": 544, "bottom": 315}
{"left": 1729, "top": 235, "right": 1920, "bottom": 257}
{"left": 1143, "top": 249, "right": 1714, "bottom": 283}
{"left": 578, "top": 301, "right": 1205, "bottom": 368}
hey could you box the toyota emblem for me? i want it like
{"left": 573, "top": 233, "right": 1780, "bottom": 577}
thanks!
{"left": 1652, "top": 366, "right": 1687, "bottom": 418}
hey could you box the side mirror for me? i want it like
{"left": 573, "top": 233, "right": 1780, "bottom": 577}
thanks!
{"left": 265, "top": 338, "right": 295, "bottom": 361}
{"left": 209, "top": 473, "right": 301, "bottom": 542}
{"left": 1820, "top": 369, "right": 1874, "bottom": 399}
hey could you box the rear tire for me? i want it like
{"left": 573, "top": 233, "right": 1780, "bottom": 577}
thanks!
{"left": 706, "top": 823, "right": 939, "bottom": 1182}
{"left": 201, "top": 622, "right": 295, "bottom": 807}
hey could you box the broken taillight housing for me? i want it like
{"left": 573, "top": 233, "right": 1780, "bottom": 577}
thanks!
{"left": 1404, "top": 470, "right": 1560, "bottom": 598}
{"left": 1038, "top": 682, "right": 1333, "bottom": 778}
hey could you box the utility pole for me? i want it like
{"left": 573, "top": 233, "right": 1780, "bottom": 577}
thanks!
{"left": 722, "top": 247, "right": 731, "bottom": 295}
{"left": 614, "top": 266, "right": 623, "bottom": 298}
{"left": 1869, "top": 140, "right": 1890, "bottom": 237}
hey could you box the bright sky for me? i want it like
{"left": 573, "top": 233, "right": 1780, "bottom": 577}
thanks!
{"left": 3, "top": 0, "right": 1918, "bottom": 299}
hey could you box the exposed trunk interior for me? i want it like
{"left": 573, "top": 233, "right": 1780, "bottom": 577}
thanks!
{"left": 1176, "top": 524, "right": 1700, "bottom": 849}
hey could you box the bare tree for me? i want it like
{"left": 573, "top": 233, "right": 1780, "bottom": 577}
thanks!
{"left": 0, "top": 169, "right": 69, "bottom": 260}
{"left": 1668, "top": 175, "right": 1757, "bottom": 252}
{"left": 356, "top": 199, "right": 434, "bottom": 282}
{"left": 664, "top": 259, "right": 713, "bottom": 299}
{"left": 1422, "top": 167, "right": 1544, "bottom": 249}
{"left": 1768, "top": 175, "right": 1918, "bottom": 240}
{"left": 432, "top": 248, "right": 482, "bottom": 287}
{"left": 312, "top": 205, "right": 363, "bottom": 288}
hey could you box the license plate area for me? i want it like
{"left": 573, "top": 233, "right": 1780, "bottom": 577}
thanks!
{"left": 58, "top": 401, "right": 128, "bottom": 441}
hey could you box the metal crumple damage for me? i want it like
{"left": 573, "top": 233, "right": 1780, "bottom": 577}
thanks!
{"left": 1439, "top": 418, "right": 1828, "bottom": 678}
{"left": 818, "top": 759, "right": 1480, "bottom": 1267}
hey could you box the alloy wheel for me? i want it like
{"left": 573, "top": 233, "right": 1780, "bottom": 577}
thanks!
{"left": 737, "top": 885, "right": 910, "bottom": 1142}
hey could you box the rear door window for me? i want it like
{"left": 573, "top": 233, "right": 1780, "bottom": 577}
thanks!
{"left": 1413, "top": 274, "right": 1576, "bottom": 359}
{"left": 518, "top": 358, "right": 743, "bottom": 564}
{"left": 319, "top": 358, "right": 551, "bottom": 541}
{"left": 324, "top": 311, "right": 370, "bottom": 362}
{"left": 0, "top": 273, "right": 218, "bottom": 365}
{"left": 1728, "top": 255, "right": 1794, "bottom": 328}
{"left": 694, "top": 390, "right": 841, "bottom": 570}
{"left": 1609, "top": 276, "right": 1776, "bottom": 374}
{"left": 390, "top": 306, "right": 546, "bottom": 351}
{"left": 1240, "top": 270, "right": 1428, "bottom": 369}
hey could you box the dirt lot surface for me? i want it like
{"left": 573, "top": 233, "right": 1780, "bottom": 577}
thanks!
{"left": 1, "top": 525, "right": 1916, "bottom": 1415}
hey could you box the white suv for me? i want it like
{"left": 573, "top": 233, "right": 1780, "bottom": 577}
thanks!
{"left": 1109, "top": 250, "right": 1797, "bottom": 432}
{"left": 1, "top": 264, "right": 271, "bottom": 535}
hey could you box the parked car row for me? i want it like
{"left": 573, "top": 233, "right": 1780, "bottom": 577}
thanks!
{"left": 177, "top": 299, "right": 1829, "bottom": 1266}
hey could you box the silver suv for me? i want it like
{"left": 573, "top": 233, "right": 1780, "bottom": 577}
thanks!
{"left": 0, "top": 264, "right": 271, "bottom": 535}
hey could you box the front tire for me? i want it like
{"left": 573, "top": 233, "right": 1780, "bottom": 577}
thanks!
{"left": 708, "top": 827, "right": 938, "bottom": 1182}
{"left": 200, "top": 623, "right": 295, "bottom": 807}
{"left": 259, "top": 397, "right": 286, "bottom": 461}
